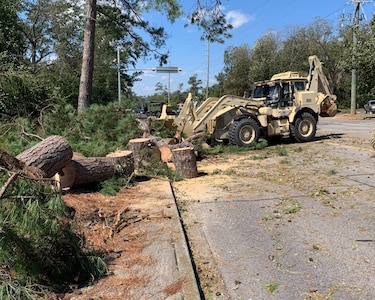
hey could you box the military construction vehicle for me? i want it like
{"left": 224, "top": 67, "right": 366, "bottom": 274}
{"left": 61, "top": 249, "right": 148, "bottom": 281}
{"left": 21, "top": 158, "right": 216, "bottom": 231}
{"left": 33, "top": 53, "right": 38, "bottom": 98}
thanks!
{"left": 160, "top": 55, "right": 337, "bottom": 146}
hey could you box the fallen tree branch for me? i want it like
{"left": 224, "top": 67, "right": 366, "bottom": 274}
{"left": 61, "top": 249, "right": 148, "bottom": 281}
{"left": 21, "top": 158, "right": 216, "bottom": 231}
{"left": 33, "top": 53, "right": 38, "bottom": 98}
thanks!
{"left": 125, "top": 171, "right": 135, "bottom": 188}
{"left": 0, "top": 173, "right": 18, "bottom": 199}
{"left": 0, "top": 148, "right": 44, "bottom": 179}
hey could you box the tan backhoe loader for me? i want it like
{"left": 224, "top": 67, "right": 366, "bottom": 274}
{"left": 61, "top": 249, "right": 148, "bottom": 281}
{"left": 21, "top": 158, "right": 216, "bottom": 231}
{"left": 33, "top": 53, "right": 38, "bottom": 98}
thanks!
{"left": 160, "top": 55, "right": 337, "bottom": 146}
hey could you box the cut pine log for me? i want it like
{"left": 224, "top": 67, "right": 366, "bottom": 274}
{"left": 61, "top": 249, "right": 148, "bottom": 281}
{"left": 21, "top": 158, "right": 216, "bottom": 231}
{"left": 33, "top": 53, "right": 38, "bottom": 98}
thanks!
{"left": 53, "top": 161, "right": 76, "bottom": 190}
{"left": 54, "top": 151, "right": 134, "bottom": 189}
{"left": 105, "top": 150, "right": 134, "bottom": 176}
{"left": 16, "top": 135, "right": 73, "bottom": 178}
{"left": 159, "top": 145, "right": 173, "bottom": 163}
{"left": 172, "top": 147, "right": 198, "bottom": 179}
{"left": 128, "top": 138, "right": 150, "bottom": 169}
{"left": 71, "top": 158, "right": 117, "bottom": 187}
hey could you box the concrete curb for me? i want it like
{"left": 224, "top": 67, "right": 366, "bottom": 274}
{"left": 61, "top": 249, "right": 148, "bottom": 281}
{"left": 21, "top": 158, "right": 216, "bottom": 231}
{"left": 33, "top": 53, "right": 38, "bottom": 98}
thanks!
{"left": 168, "top": 181, "right": 202, "bottom": 300}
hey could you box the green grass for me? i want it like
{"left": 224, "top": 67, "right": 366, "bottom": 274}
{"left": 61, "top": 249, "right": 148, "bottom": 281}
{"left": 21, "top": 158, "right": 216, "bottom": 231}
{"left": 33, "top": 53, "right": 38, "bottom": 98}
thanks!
{"left": 264, "top": 282, "right": 280, "bottom": 293}
{"left": 327, "top": 169, "right": 337, "bottom": 175}
{"left": 277, "top": 197, "right": 302, "bottom": 215}
{"left": 275, "top": 146, "right": 288, "bottom": 156}
{"left": 251, "top": 154, "right": 266, "bottom": 160}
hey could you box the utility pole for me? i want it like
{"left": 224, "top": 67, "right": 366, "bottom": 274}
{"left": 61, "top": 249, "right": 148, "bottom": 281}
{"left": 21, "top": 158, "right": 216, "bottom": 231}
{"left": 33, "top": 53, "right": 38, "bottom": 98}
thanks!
{"left": 350, "top": 0, "right": 360, "bottom": 115}
{"left": 341, "top": 0, "right": 369, "bottom": 115}
{"left": 205, "top": 39, "right": 210, "bottom": 99}
{"left": 117, "top": 46, "right": 121, "bottom": 103}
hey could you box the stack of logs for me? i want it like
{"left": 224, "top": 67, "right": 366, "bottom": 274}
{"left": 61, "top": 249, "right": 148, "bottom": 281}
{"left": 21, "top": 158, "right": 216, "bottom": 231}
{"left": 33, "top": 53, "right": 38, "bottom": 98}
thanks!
{"left": 0, "top": 135, "right": 198, "bottom": 192}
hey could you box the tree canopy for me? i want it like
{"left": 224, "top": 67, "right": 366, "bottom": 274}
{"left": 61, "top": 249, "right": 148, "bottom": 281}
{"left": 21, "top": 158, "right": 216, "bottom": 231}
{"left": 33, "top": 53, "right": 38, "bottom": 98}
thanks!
{"left": 1, "top": 1, "right": 375, "bottom": 116}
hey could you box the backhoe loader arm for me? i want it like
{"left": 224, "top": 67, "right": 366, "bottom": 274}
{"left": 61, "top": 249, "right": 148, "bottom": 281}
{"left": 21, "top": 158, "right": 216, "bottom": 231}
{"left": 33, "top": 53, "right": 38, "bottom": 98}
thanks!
{"left": 171, "top": 93, "right": 197, "bottom": 139}
{"left": 307, "top": 55, "right": 337, "bottom": 117}
{"left": 307, "top": 55, "right": 336, "bottom": 100}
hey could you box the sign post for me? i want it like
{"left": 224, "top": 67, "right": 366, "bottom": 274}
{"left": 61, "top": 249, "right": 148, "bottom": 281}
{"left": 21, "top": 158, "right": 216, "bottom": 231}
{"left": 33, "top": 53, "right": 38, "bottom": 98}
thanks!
{"left": 154, "top": 67, "right": 182, "bottom": 105}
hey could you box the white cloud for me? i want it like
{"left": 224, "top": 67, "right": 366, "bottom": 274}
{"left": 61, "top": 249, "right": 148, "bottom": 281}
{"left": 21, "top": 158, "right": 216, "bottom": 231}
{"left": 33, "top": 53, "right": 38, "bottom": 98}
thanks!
{"left": 138, "top": 85, "right": 156, "bottom": 96}
{"left": 143, "top": 70, "right": 157, "bottom": 78}
{"left": 226, "top": 10, "right": 253, "bottom": 29}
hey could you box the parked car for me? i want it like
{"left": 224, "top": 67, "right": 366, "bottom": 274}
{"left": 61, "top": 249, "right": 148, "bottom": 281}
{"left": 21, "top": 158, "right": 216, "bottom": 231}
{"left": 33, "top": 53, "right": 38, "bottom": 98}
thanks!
{"left": 364, "top": 100, "right": 375, "bottom": 114}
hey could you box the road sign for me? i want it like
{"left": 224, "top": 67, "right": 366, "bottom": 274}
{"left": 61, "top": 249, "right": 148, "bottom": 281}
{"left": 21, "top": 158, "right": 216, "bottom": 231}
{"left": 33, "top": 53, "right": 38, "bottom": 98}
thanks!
{"left": 154, "top": 67, "right": 182, "bottom": 73}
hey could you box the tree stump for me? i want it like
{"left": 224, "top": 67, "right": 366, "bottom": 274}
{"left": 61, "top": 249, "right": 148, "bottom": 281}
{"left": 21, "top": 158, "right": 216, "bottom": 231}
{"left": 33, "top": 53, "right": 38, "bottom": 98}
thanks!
{"left": 16, "top": 135, "right": 73, "bottom": 178}
{"left": 128, "top": 138, "right": 150, "bottom": 169}
{"left": 172, "top": 147, "right": 198, "bottom": 179}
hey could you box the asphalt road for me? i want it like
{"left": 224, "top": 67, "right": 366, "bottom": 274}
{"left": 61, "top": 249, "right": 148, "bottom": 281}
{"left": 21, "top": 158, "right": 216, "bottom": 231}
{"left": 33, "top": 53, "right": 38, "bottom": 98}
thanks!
{"left": 318, "top": 115, "right": 375, "bottom": 140}
{"left": 174, "top": 115, "right": 375, "bottom": 299}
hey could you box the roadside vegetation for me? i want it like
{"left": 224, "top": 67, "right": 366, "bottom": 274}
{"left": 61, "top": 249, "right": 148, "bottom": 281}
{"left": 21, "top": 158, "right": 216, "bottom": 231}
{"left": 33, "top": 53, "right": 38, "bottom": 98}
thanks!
{"left": 0, "top": 176, "right": 108, "bottom": 298}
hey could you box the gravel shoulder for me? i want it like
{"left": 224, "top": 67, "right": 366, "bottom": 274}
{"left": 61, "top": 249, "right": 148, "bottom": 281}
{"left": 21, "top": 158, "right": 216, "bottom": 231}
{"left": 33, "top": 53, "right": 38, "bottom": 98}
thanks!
{"left": 173, "top": 127, "right": 375, "bottom": 299}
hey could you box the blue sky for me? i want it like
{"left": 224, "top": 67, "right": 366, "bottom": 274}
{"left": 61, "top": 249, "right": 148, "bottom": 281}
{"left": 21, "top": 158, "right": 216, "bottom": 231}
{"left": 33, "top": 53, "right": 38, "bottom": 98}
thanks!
{"left": 131, "top": 0, "right": 375, "bottom": 96}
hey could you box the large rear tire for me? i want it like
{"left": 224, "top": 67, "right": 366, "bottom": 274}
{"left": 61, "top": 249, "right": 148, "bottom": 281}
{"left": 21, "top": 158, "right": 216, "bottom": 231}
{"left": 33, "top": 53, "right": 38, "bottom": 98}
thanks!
{"left": 290, "top": 112, "right": 317, "bottom": 142}
{"left": 229, "top": 118, "right": 260, "bottom": 147}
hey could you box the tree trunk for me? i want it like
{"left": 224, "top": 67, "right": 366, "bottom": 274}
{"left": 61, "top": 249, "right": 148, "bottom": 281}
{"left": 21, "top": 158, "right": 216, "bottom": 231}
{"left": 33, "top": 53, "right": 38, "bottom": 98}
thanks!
{"left": 54, "top": 151, "right": 134, "bottom": 189}
{"left": 105, "top": 150, "right": 134, "bottom": 176}
{"left": 172, "top": 147, "right": 198, "bottom": 179}
{"left": 77, "top": 0, "right": 97, "bottom": 113}
{"left": 159, "top": 145, "right": 173, "bottom": 163}
{"left": 128, "top": 138, "right": 150, "bottom": 169}
{"left": 71, "top": 158, "right": 115, "bottom": 187}
{"left": 53, "top": 161, "right": 76, "bottom": 190}
{"left": 71, "top": 151, "right": 134, "bottom": 187}
{"left": 16, "top": 136, "right": 73, "bottom": 178}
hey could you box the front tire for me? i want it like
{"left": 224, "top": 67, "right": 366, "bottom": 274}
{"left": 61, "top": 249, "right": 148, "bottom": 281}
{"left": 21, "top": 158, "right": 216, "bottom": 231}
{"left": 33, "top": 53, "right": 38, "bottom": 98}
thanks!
{"left": 290, "top": 112, "right": 317, "bottom": 142}
{"left": 229, "top": 118, "right": 260, "bottom": 147}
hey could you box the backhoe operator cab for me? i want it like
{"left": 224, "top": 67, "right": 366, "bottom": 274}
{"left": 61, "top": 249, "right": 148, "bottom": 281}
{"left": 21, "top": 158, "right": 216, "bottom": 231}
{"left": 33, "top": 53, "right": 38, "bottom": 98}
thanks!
{"left": 253, "top": 77, "right": 307, "bottom": 109}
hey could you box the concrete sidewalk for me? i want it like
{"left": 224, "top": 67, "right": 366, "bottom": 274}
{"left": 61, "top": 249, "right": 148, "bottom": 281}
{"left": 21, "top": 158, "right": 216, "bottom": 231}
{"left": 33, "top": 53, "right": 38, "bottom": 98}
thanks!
{"left": 65, "top": 178, "right": 201, "bottom": 300}
{"left": 132, "top": 179, "right": 201, "bottom": 299}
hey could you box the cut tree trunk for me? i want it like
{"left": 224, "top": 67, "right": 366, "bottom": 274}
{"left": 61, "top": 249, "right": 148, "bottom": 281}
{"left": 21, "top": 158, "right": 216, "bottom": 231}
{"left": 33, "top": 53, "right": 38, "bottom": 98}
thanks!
{"left": 105, "top": 150, "right": 134, "bottom": 176}
{"left": 128, "top": 138, "right": 150, "bottom": 169}
{"left": 159, "top": 145, "right": 173, "bottom": 163}
{"left": 67, "top": 151, "right": 134, "bottom": 188}
{"left": 53, "top": 162, "right": 76, "bottom": 190}
{"left": 0, "top": 148, "right": 45, "bottom": 199}
{"left": 16, "top": 135, "right": 73, "bottom": 178}
{"left": 159, "top": 145, "right": 175, "bottom": 170}
{"left": 172, "top": 147, "right": 198, "bottom": 179}
{"left": 71, "top": 158, "right": 116, "bottom": 187}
